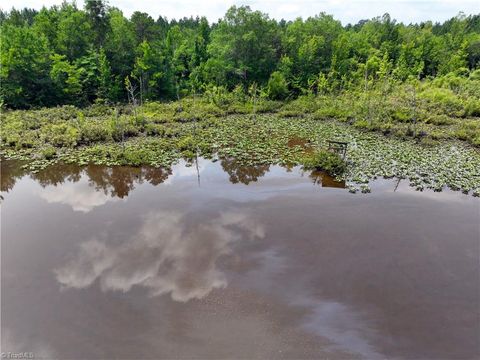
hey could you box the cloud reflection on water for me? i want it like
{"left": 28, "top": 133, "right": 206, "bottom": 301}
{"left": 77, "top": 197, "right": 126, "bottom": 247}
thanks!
{"left": 38, "top": 177, "right": 120, "bottom": 212}
{"left": 55, "top": 210, "right": 265, "bottom": 302}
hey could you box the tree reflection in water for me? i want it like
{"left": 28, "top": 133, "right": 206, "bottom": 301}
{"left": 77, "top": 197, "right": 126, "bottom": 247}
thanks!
{"left": 84, "top": 165, "right": 171, "bottom": 198}
{"left": 221, "top": 158, "right": 270, "bottom": 185}
{"left": 3, "top": 158, "right": 274, "bottom": 196}
{"left": 1, "top": 161, "right": 172, "bottom": 198}
{"left": 2, "top": 159, "right": 349, "bottom": 198}
{"left": 1, "top": 160, "right": 30, "bottom": 192}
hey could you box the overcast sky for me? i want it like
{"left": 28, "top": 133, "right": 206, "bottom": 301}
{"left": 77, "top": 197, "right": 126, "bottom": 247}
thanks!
{"left": 3, "top": 0, "right": 479, "bottom": 24}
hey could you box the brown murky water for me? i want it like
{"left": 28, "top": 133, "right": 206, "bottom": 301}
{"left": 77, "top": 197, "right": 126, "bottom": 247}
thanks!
{"left": 1, "top": 159, "right": 479, "bottom": 359}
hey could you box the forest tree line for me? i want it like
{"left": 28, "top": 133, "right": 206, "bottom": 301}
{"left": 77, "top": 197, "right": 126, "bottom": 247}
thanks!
{"left": 1, "top": 1, "right": 480, "bottom": 109}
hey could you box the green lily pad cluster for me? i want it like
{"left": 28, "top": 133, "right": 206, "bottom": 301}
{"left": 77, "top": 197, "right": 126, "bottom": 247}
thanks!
{"left": 207, "top": 114, "right": 480, "bottom": 194}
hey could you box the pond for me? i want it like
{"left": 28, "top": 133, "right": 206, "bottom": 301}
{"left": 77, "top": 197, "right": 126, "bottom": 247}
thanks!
{"left": 1, "top": 159, "right": 479, "bottom": 359}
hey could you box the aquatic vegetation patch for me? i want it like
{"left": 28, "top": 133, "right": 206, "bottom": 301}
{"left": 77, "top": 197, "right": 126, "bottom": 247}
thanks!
{"left": 1, "top": 103, "right": 479, "bottom": 195}
{"left": 207, "top": 114, "right": 480, "bottom": 195}
{"left": 302, "top": 150, "right": 347, "bottom": 177}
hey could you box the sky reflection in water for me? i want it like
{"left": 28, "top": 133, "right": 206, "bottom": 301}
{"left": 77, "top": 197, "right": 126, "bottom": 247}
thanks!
{"left": 1, "top": 159, "right": 479, "bottom": 359}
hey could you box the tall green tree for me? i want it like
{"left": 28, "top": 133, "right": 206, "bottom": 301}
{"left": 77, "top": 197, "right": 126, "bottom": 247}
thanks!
{"left": 84, "top": 0, "right": 110, "bottom": 48}
{"left": 131, "top": 11, "right": 157, "bottom": 44}
{"left": 50, "top": 53, "right": 84, "bottom": 104}
{"left": 104, "top": 8, "right": 136, "bottom": 100}
{"left": 283, "top": 13, "right": 343, "bottom": 90}
{"left": 97, "top": 48, "right": 115, "bottom": 101}
{"left": 56, "top": 3, "right": 94, "bottom": 61}
{"left": 0, "top": 25, "right": 54, "bottom": 107}
{"left": 132, "top": 40, "right": 165, "bottom": 101}
{"left": 205, "top": 6, "right": 280, "bottom": 87}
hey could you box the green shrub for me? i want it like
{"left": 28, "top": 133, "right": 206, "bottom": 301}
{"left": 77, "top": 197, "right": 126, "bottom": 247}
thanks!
{"left": 2, "top": 120, "right": 23, "bottom": 147}
{"left": 454, "top": 121, "right": 480, "bottom": 145}
{"left": 302, "top": 150, "right": 346, "bottom": 176}
{"left": 5, "top": 133, "right": 20, "bottom": 147}
{"left": 278, "top": 109, "right": 304, "bottom": 118}
{"left": 121, "top": 148, "right": 151, "bottom": 166}
{"left": 205, "top": 85, "right": 233, "bottom": 108}
{"left": 145, "top": 123, "right": 165, "bottom": 136}
{"left": 18, "top": 132, "right": 37, "bottom": 148}
{"left": 186, "top": 102, "right": 224, "bottom": 118}
{"left": 425, "top": 114, "right": 454, "bottom": 126}
{"left": 43, "top": 123, "right": 78, "bottom": 147}
{"left": 164, "top": 126, "right": 181, "bottom": 138}
{"left": 353, "top": 119, "right": 370, "bottom": 130}
{"left": 41, "top": 146, "right": 57, "bottom": 159}
{"left": 232, "top": 85, "right": 247, "bottom": 103}
{"left": 79, "top": 121, "right": 112, "bottom": 144}
{"left": 267, "top": 71, "right": 289, "bottom": 100}
{"left": 429, "top": 130, "right": 448, "bottom": 140}
{"left": 134, "top": 115, "right": 147, "bottom": 130}
{"left": 378, "top": 122, "right": 393, "bottom": 134}
{"left": 110, "top": 116, "right": 139, "bottom": 141}
{"left": 226, "top": 102, "right": 251, "bottom": 114}
{"left": 454, "top": 67, "right": 470, "bottom": 77}
{"left": 473, "top": 134, "right": 480, "bottom": 146}
{"left": 255, "top": 99, "right": 282, "bottom": 113}
{"left": 82, "top": 104, "right": 112, "bottom": 117}
{"left": 48, "top": 105, "right": 78, "bottom": 121}
{"left": 313, "top": 107, "right": 352, "bottom": 121}
{"left": 469, "top": 69, "right": 480, "bottom": 81}
{"left": 176, "top": 135, "right": 196, "bottom": 151}
{"left": 151, "top": 113, "right": 172, "bottom": 123}
{"left": 464, "top": 99, "right": 480, "bottom": 117}
{"left": 391, "top": 109, "right": 411, "bottom": 123}
{"left": 419, "top": 88, "right": 464, "bottom": 117}
{"left": 181, "top": 149, "right": 195, "bottom": 159}
{"left": 283, "top": 95, "right": 319, "bottom": 114}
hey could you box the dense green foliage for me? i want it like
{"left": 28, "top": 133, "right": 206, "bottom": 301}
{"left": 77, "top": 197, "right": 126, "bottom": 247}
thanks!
{"left": 1, "top": 2, "right": 479, "bottom": 108}
{"left": 303, "top": 150, "right": 346, "bottom": 176}
{"left": 2, "top": 97, "right": 479, "bottom": 195}
{"left": 1, "top": 3, "right": 479, "bottom": 195}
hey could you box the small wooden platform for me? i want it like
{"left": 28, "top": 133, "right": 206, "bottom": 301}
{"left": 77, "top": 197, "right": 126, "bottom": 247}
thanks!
{"left": 327, "top": 140, "right": 348, "bottom": 159}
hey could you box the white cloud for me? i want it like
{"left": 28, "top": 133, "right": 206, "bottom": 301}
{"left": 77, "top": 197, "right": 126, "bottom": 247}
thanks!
{"left": 55, "top": 210, "right": 265, "bottom": 302}
{"left": 2, "top": 0, "right": 478, "bottom": 24}
{"left": 38, "top": 177, "right": 119, "bottom": 213}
